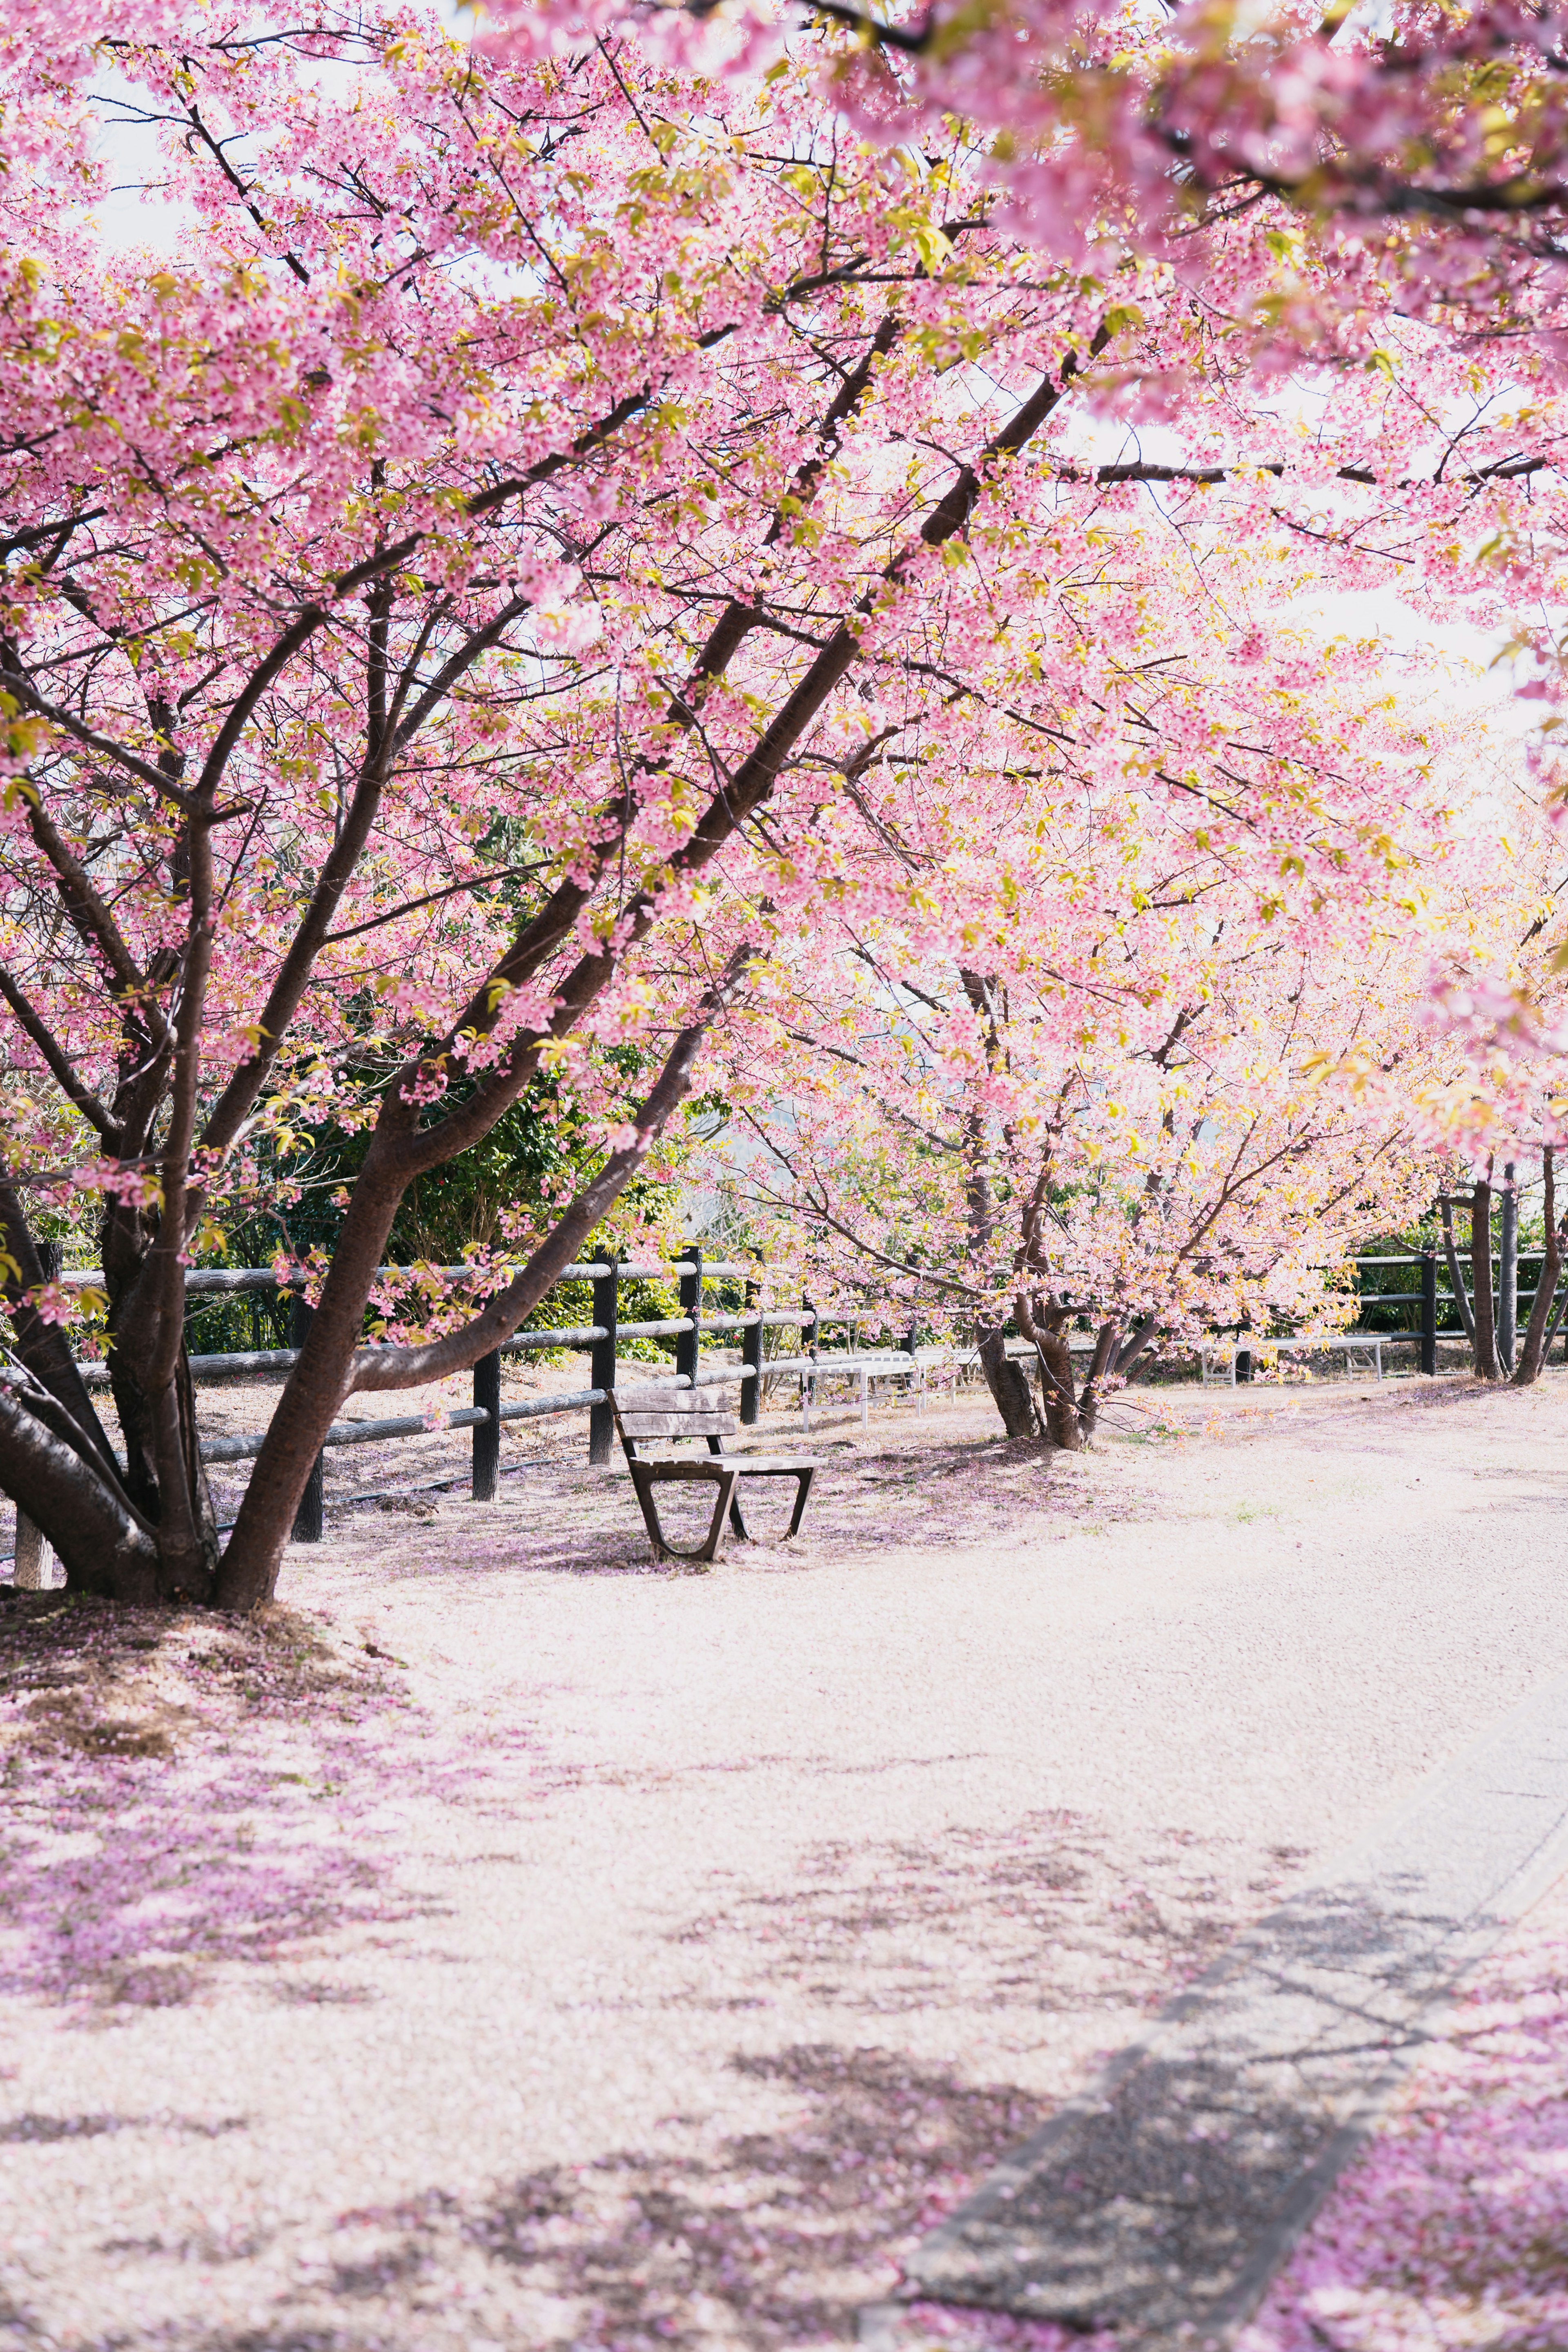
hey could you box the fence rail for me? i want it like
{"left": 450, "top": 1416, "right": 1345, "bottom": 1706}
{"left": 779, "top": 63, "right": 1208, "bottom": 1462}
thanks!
{"left": 19, "top": 1243, "right": 1561, "bottom": 1550}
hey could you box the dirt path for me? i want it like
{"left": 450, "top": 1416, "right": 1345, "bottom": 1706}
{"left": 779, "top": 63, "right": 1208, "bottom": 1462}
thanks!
{"left": 3, "top": 1372, "right": 1567, "bottom": 2351}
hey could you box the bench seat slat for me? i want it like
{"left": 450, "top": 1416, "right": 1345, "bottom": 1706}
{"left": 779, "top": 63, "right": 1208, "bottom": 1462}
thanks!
{"left": 715, "top": 1455, "right": 817, "bottom": 1474}
{"left": 630, "top": 1459, "right": 737, "bottom": 1482}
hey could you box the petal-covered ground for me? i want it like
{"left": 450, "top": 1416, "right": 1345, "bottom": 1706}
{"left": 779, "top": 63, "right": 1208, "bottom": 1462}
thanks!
{"left": 1236, "top": 1871, "right": 1568, "bottom": 2352}
{"left": 2, "top": 1370, "right": 1568, "bottom": 2349}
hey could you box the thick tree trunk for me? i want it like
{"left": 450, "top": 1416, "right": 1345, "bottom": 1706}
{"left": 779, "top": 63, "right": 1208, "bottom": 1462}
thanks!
{"left": 215, "top": 1155, "right": 409, "bottom": 1608}
{"left": 977, "top": 1327, "right": 1041, "bottom": 1438}
{"left": 13, "top": 1514, "right": 52, "bottom": 1590}
{"left": 1514, "top": 1149, "right": 1564, "bottom": 1387}
{"left": 0, "top": 1383, "right": 159, "bottom": 1599}
{"left": 1470, "top": 1175, "right": 1502, "bottom": 1380}
{"left": 102, "top": 1257, "right": 220, "bottom": 1603}
{"left": 1034, "top": 1326, "right": 1082, "bottom": 1449}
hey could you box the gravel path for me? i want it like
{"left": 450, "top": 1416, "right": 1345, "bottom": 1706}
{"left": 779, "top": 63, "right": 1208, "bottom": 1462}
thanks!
{"left": 3, "top": 1371, "right": 1568, "bottom": 2351}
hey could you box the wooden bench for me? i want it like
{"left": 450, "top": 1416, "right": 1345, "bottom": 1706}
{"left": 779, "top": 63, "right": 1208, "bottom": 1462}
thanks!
{"left": 607, "top": 1386, "right": 819, "bottom": 1565}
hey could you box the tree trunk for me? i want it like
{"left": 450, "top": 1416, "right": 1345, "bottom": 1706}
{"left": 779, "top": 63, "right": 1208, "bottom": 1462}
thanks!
{"left": 1034, "top": 1327, "right": 1082, "bottom": 1449}
{"left": 1499, "top": 1162, "right": 1518, "bottom": 1373}
{"left": 977, "top": 1327, "right": 1040, "bottom": 1438}
{"left": 214, "top": 1159, "right": 405, "bottom": 1610}
{"left": 0, "top": 1383, "right": 159, "bottom": 1599}
{"left": 1470, "top": 1174, "right": 1502, "bottom": 1380}
{"left": 13, "top": 1513, "right": 51, "bottom": 1590}
{"left": 1514, "top": 1149, "right": 1564, "bottom": 1387}
{"left": 1074, "top": 1320, "right": 1120, "bottom": 1440}
{"left": 1441, "top": 1197, "right": 1477, "bottom": 1347}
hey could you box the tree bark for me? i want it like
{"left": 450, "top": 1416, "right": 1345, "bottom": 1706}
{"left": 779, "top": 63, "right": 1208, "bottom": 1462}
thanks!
{"left": 1470, "top": 1174, "right": 1502, "bottom": 1379}
{"left": 977, "top": 1327, "right": 1041, "bottom": 1438}
{"left": 1441, "top": 1196, "right": 1477, "bottom": 1346}
{"left": 1034, "top": 1326, "right": 1082, "bottom": 1449}
{"left": 13, "top": 1514, "right": 51, "bottom": 1590}
{"left": 1075, "top": 1320, "right": 1121, "bottom": 1439}
{"left": 1514, "top": 1149, "right": 1564, "bottom": 1387}
{"left": 0, "top": 1383, "right": 158, "bottom": 1600}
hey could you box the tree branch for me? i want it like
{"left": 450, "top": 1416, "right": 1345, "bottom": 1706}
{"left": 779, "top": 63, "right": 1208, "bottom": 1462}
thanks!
{"left": 0, "top": 967, "right": 120, "bottom": 1139}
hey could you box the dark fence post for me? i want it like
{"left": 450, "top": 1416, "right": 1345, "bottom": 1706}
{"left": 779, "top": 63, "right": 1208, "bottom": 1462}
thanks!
{"left": 798, "top": 1292, "right": 818, "bottom": 1427}
{"left": 472, "top": 1349, "right": 501, "bottom": 1500}
{"left": 741, "top": 1269, "right": 762, "bottom": 1425}
{"left": 677, "top": 1245, "right": 703, "bottom": 1389}
{"left": 289, "top": 1293, "right": 325, "bottom": 1543}
{"left": 1421, "top": 1249, "right": 1438, "bottom": 1376}
{"left": 588, "top": 1257, "right": 618, "bottom": 1463}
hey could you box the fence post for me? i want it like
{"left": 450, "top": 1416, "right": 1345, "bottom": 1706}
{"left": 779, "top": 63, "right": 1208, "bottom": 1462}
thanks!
{"left": 903, "top": 1318, "right": 922, "bottom": 1415}
{"left": 676, "top": 1245, "right": 703, "bottom": 1389}
{"left": 801, "top": 1292, "right": 818, "bottom": 1429}
{"left": 290, "top": 1294, "right": 325, "bottom": 1543}
{"left": 472, "top": 1349, "right": 501, "bottom": 1500}
{"left": 588, "top": 1257, "right": 618, "bottom": 1463}
{"left": 741, "top": 1270, "right": 762, "bottom": 1425}
{"left": 1421, "top": 1249, "right": 1438, "bottom": 1376}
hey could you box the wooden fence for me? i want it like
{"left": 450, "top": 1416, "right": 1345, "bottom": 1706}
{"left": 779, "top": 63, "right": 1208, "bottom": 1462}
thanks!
{"left": 17, "top": 1242, "right": 1561, "bottom": 1550}
{"left": 57, "top": 1250, "right": 911, "bottom": 1543}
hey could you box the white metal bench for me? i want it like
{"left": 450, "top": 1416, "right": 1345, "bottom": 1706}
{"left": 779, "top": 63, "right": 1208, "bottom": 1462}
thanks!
{"left": 796, "top": 1351, "right": 922, "bottom": 1431}
{"left": 1200, "top": 1335, "right": 1384, "bottom": 1387}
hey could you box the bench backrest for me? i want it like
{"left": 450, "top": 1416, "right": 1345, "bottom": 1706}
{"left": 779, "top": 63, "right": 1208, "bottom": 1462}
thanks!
{"left": 609, "top": 1386, "right": 736, "bottom": 1449}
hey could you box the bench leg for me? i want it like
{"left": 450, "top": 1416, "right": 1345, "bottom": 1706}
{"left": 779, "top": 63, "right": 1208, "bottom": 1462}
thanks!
{"left": 629, "top": 1464, "right": 670, "bottom": 1558}
{"left": 631, "top": 1466, "right": 738, "bottom": 1567}
{"left": 709, "top": 1437, "right": 749, "bottom": 1540}
{"left": 787, "top": 1467, "right": 815, "bottom": 1539}
{"left": 697, "top": 1472, "right": 738, "bottom": 1563}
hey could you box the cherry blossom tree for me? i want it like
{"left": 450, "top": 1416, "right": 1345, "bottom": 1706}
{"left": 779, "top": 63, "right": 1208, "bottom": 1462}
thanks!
{"left": 1, "top": 2, "right": 1560, "bottom": 1606}
{"left": 485, "top": 0, "right": 1568, "bottom": 356}
{"left": 1414, "top": 819, "right": 1568, "bottom": 1382}
{"left": 728, "top": 787, "right": 1456, "bottom": 1440}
